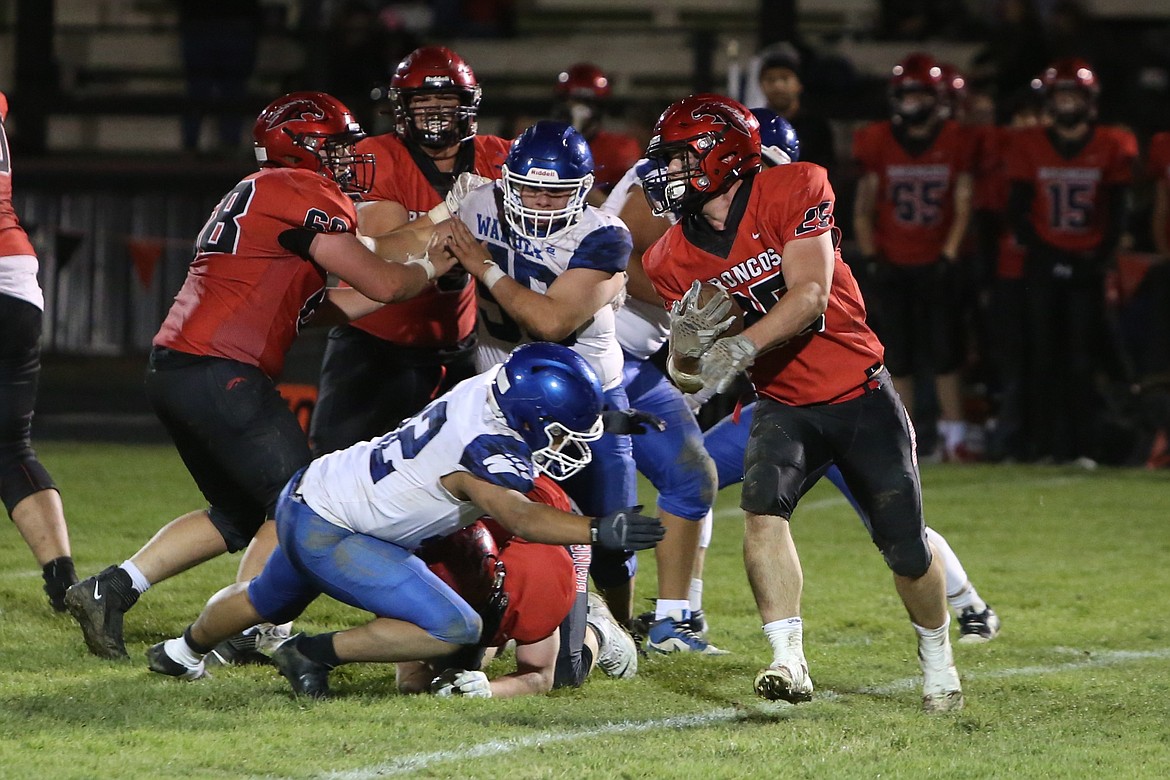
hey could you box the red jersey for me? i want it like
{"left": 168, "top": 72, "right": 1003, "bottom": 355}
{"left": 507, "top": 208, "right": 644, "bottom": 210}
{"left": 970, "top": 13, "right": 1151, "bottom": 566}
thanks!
{"left": 644, "top": 165, "right": 884, "bottom": 406}
{"left": 153, "top": 167, "right": 356, "bottom": 378}
{"left": 1005, "top": 125, "right": 1133, "bottom": 253}
{"left": 0, "top": 92, "right": 36, "bottom": 258}
{"left": 588, "top": 129, "right": 642, "bottom": 194}
{"left": 1147, "top": 132, "right": 1170, "bottom": 250}
{"left": 852, "top": 120, "right": 975, "bottom": 265}
{"left": 348, "top": 133, "right": 511, "bottom": 348}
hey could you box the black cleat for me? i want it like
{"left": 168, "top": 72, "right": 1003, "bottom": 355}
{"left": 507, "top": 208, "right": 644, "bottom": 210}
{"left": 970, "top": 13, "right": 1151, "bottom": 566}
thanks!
{"left": 957, "top": 606, "right": 1001, "bottom": 644}
{"left": 206, "top": 631, "right": 273, "bottom": 668}
{"left": 64, "top": 566, "right": 139, "bottom": 660}
{"left": 272, "top": 635, "right": 331, "bottom": 699}
{"left": 43, "top": 557, "right": 78, "bottom": 613}
{"left": 146, "top": 641, "right": 208, "bottom": 680}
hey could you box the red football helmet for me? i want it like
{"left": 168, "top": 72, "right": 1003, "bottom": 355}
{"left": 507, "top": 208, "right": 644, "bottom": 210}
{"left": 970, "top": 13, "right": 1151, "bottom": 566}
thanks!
{"left": 388, "top": 46, "right": 481, "bottom": 148}
{"left": 643, "top": 93, "right": 761, "bottom": 217}
{"left": 554, "top": 63, "right": 612, "bottom": 101}
{"left": 1032, "top": 58, "right": 1098, "bottom": 127}
{"left": 252, "top": 91, "right": 374, "bottom": 195}
{"left": 888, "top": 53, "right": 944, "bottom": 126}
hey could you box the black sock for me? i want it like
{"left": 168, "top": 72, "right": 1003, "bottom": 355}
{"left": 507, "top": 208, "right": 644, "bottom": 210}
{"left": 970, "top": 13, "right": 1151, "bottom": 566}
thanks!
{"left": 298, "top": 632, "right": 341, "bottom": 669}
{"left": 42, "top": 556, "right": 77, "bottom": 589}
{"left": 183, "top": 625, "right": 215, "bottom": 656}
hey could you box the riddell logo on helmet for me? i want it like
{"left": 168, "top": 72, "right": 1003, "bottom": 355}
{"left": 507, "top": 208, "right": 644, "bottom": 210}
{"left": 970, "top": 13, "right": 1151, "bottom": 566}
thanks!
{"left": 423, "top": 75, "right": 454, "bottom": 88}
{"left": 527, "top": 168, "right": 560, "bottom": 181}
{"left": 265, "top": 99, "right": 326, "bottom": 130}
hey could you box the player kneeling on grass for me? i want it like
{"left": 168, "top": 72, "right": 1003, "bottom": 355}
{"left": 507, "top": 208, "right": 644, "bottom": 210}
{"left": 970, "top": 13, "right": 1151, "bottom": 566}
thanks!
{"left": 396, "top": 474, "right": 636, "bottom": 698}
{"left": 147, "top": 343, "right": 663, "bottom": 698}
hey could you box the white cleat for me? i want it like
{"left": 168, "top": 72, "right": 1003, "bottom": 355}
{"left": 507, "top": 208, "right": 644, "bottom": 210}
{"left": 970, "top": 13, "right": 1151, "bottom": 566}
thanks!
{"left": 586, "top": 592, "right": 638, "bottom": 679}
{"left": 753, "top": 660, "right": 813, "bottom": 703}
{"left": 920, "top": 647, "right": 964, "bottom": 714}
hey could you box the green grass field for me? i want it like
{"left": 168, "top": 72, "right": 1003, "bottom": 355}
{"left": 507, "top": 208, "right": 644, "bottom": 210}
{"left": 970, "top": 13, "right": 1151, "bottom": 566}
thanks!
{"left": 2, "top": 442, "right": 1168, "bottom": 779}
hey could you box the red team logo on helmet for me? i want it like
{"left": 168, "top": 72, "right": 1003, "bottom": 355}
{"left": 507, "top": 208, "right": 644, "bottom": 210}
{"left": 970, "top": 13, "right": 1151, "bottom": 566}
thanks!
{"left": 252, "top": 91, "right": 373, "bottom": 195}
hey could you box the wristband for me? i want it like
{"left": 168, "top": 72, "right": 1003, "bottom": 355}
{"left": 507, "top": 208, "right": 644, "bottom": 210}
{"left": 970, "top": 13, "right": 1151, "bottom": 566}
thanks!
{"left": 426, "top": 201, "right": 452, "bottom": 223}
{"left": 406, "top": 256, "right": 436, "bottom": 281}
{"left": 482, "top": 263, "right": 507, "bottom": 290}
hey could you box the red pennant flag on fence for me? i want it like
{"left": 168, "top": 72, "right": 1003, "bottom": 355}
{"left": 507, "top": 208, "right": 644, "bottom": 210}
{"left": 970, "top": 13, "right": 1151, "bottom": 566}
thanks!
{"left": 128, "top": 237, "right": 164, "bottom": 289}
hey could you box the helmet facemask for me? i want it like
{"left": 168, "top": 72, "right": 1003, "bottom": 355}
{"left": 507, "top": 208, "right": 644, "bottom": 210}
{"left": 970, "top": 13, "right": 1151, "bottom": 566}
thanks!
{"left": 1048, "top": 86, "right": 1094, "bottom": 129}
{"left": 393, "top": 89, "right": 480, "bottom": 148}
{"left": 643, "top": 136, "right": 721, "bottom": 217}
{"left": 501, "top": 167, "right": 593, "bottom": 240}
{"left": 529, "top": 416, "right": 604, "bottom": 480}
{"left": 891, "top": 86, "right": 940, "bottom": 128}
{"left": 294, "top": 130, "right": 375, "bottom": 195}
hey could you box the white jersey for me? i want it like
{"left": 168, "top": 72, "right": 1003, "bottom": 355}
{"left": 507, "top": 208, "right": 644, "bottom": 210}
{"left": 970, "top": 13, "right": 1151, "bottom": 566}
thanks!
{"left": 0, "top": 255, "right": 43, "bottom": 309}
{"left": 297, "top": 369, "right": 535, "bottom": 549}
{"left": 599, "top": 160, "right": 671, "bottom": 361}
{"left": 460, "top": 182, "right": 631, "bottom": 389}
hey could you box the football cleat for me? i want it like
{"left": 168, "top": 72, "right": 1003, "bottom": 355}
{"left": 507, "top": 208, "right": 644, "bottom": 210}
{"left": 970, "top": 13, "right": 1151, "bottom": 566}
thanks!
{"left": 919, "top": 643, "right": 964, "bottom": 714}
{"left": 633, "top": 607, "right": 708, "bottom": 638}
{"left": 753, "top": 660, "right": 813, "bottom": 703}
{"left": 586, "top": 592, "right": 638, "bottom": 679}
{"left": 206, "top": 631, "right": 271, "bottom": 668}
{"left": 957, "top": 606, "right": 1001, "bottom": 644}
{"left": 645, "top": 610, "right": 729, "bottom": 655}
{"left": 272, "top": 635, "right": 331, "bottom": 699}
{"left": 64, "top": 566, "right": 139, "bottom": 660}
{"left": 146, "top": 641, "right": 208, "bottom": 681}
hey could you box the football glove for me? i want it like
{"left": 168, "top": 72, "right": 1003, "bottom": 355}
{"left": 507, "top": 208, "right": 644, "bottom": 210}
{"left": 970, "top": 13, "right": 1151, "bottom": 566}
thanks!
{"left": 591, "top": 505, "right": 665, "bottom": 551}
{"left": 699, "top": 334, "right": 758, "bottom": 394}
{"left": 601, "top": 408, "right": 667, "bottom": 435}
{"left": 445, "top": 172, "right": 493, "bottom": 216}
{"left": 669, "top": 280, "right": 736, "bottom": 360}
{"left": 430, "top": 669, "right": 493, "bottom": 698}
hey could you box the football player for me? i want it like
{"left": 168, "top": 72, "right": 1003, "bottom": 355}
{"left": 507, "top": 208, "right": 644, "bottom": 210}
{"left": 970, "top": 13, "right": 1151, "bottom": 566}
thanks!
{"left": 0, "top": 91, "right": 78, "bottom": 611}
{"left": 398, "top": 475, "right": 635, "bottom": 698}
{"left": 310, "top": 46, "right": 513, "bottom": 458}
{"left": 641, "top": 93, "right": 963, "bottom": 713}
{"left": 853, "top": 53, "right": 976, "bottom": 462}
{"left": 552, "top": 63, "right": 642, "bottom": 202}
{"left": 1005, "top": 58, "right": 1133, "bottom": 464}
{"left": 419, "top": 120, "right": 645, "bottom": 686}
{"left": 65, "top": 91, "right": 460, "bottom": 661}
{"left": 146, "top": 344, "right": 663, "bottom": 697}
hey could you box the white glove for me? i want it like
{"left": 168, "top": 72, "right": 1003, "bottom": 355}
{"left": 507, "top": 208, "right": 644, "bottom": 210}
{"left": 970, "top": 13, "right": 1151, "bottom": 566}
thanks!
{"left": 700, "top": 334, "right": 758, "bottom": 394}
{"left": 430, "top": 669, "right": 493, "bottom": 698}
{"left": 669, "top": 280, "right": 736, "bottom": 360}
{"left": 445, "top": 172, "right": 493, "bottom": 216}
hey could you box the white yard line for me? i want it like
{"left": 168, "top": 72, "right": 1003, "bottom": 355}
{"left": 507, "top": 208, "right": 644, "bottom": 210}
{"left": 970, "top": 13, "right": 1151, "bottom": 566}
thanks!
{"left": 313, "top": 646, "right": 1170, "bottom": 780}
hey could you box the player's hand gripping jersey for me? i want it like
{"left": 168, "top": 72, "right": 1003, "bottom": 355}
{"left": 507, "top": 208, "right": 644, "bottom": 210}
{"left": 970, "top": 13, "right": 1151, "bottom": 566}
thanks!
{"left": 297, "top": 369, "right": 537, "bottom": 548}
{"left": 458, "top": 182, "right": 632, "bottom": 389}
{"left": 644, "top": 164, "right": 884, "bottom": 406}
{"left": 153, "top": 167, "right": 356, "bottom": 378}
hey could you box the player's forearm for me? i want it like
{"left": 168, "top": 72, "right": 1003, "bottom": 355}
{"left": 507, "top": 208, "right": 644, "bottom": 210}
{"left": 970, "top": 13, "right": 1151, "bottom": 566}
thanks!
{"left": 742, "top": 279, "right": 827, "bottom": 352}
{"left": 486, "top": 277, "right": 584, "bottom": 341}
{"left": 495, "top": 501, "right": 592, "bottom": 546}
{"left": 941, "top": 174, "right": 973, "bottom": 259}
{"left": 488, "top": 668, "right": 554, "bottom": 698}
{"left": 853, "top": 175, "right": 878, "bottom": 256}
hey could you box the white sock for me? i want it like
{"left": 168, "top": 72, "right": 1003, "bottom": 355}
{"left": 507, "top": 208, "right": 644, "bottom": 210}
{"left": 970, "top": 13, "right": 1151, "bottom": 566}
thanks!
{"left": 688, "top": 578, "right": 704, "bottom": 612}
{"left": 656, "top": 599, "right": 690, "bottom": 621}
{"left": 925, "top": 528, "right": 987, "bottom": 615}
{"left": 164, "top": 636, "right": 204, "bottom": 668}
{"left": 938, "top": 420, "right": 967, "bottom": 452}
{"left": 913, "top": 617, "right": 952, "bottom": 665}
{"left": 762, "top": 617, "right": 804, "bottom": 667}
{"left": 946, "top": 582, "right": 988, "bottom": 615}
{"left": 119, "top": 560, "right": 151, "bottom": 594}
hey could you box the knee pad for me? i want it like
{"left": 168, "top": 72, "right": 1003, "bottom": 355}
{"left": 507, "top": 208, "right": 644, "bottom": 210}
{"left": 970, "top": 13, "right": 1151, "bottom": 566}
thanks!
{"left": 588, "top": 547, "right": 636, "bottom": 588}
{"left": 0, "top": 455, "right": 55, "bottom": 516}
{"left": 881, "top": 536, "right": 933, "bottom": 578}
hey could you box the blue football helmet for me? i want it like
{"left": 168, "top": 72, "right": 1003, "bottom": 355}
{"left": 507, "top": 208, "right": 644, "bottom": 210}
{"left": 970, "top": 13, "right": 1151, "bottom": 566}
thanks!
{"left": 750, "top": 107, "right": 800, "bottom": 166}
{"left": 502, "top": 121, "right": 595, "bottom": 240}
{"left": 491, "top": 343, "right": 605, "bottom": 481}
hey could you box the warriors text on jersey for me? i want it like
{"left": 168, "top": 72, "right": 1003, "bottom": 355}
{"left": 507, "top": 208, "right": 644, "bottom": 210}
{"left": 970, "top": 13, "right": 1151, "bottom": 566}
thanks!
{"left": 1005, "top": 125, "right": 1133, "bottom": 253}
{"left": 643, "top": 164, "right": 884, "bottom": 406}
{"left": 852, "top": 119, "right": 975, "bottom": 265}
{"left": 298, "top": 368, "right": 536, "bottom": 549}
{"left": 348, "top": 133, "right": 511, "bottom": 347}
{"left": 458, "top": 182, "right": 632, "bottom": 389}
{"left": 153, "top": 167, "right": 356, "bottom": 378}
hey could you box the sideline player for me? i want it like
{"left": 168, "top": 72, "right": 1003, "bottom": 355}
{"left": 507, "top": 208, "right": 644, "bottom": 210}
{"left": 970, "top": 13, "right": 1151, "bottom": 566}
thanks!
{"left": 146, "top": 344, "right": 663, "bottom": 697}
{"left": 65, "top": 91, "right": 459, "bottom": 660}
{"left": 641, "top": 93, "right": 963, "bottom": 713}
{"left": 552, "top": 63, "right": 642, "bottom": 202}
{"left": 310, "top": 46, "right": 512, "bottom": 456}
{"left": 0, "top": 91, "right": 78, "bottom": 611}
